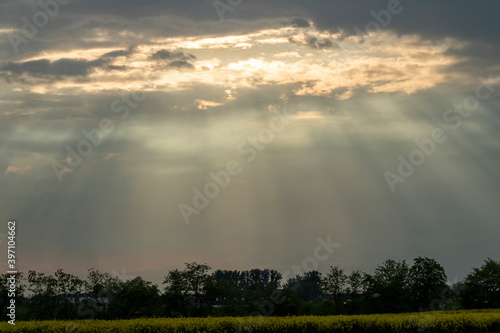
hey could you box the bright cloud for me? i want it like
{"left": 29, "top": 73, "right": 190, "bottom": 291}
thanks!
{"left": 1, "top": 26, "right": 464, "bottom": 100}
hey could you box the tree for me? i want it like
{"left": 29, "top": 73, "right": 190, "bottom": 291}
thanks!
{"left": 54, "top": 269, "right": 85, "bottom": 318}
{"left": 246, "top": 269, "right": 282, "bottom": 296}
{"left": 185, "top": 262, "right": 212, "bottom": 314}
{"left": 27, "top": 271, "right": 58, "bottom": 319}
{"left": 286, "top": 270, "right": 323, "bottom": 302}
{"left": 460, "top": 258, "right": 500, "bottom": 309}
{"left": 409, "top": 257, "right": 448, "bottom": 311}
{"left": 108, "top": 277, "right": 160, "bottom": 318}
{"left": 347, "top": 270, "right": 364, "bottom": 314}
{"left": 211, "top": 270, "right": 245, "bottom": 316}
{"left": 365, "top": 259, "right": 411, "bottom": 313}
{"left": 84, "top": 268, "right": 121, "bottom": 318}
{"left": 322, "top": 266, "right": 347, "bottom": 314}
{"left": 163, "top": 262, "right": 212, "bottom": 316}
{"left": 163, "top": 268, "right": 189, "bottom": 316}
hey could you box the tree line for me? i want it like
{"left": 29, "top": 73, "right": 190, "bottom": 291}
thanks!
{"left": 1, "top": 257, "right": 499, "bottom": 320}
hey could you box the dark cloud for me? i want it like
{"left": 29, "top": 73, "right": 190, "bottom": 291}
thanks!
{"left": 443, "top": 42, "right": 500, "bottom": 76}
{"left": 282, "top": 0, "right": 500, "bottom": 47}
{"left": 100, "top": 46, "right": 136, "bottom": 59}
{"left": 150, "top": 49, "right": 196, "bottom": 61}
{"left": 288, "top": 35, "right": 339, "bottom": 50}
{"left": 166, "top": 60, "right": 194, "bottom": 69}
{"left": 105, "top": 65, "right": 127, "bottom": 71}
{"left": 0, "top": 47, "right": 136, "bottom": 81}
{"left": 2, "top": 0, "right": 499, "bottom": 53}
{"left": 1, "top": 58, "right": 104, "bottom": 77}
{"left": 305, "top": 36, "right": 338, "bottom": 50}
{"left": 290, "top": 17, "right": 310, "bottom": 28}
{"left": 149, "top": 48, "right": 197, "bottom": 71}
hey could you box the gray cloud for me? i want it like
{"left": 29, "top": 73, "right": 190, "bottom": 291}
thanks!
{"left": 150, "top": 49, "right": 195, "bottom": 61}
{"left": 100, "top": 46, "right": 136, "bottom": 59}
{"left": 305, "top": 36, "right": 338, "bottom": 50}
{"left": 166, "top": 60, "right": 194, "bottom": 69}
{"left": 288, "top": 35, "right": 339, "bottom": 50}
{"left": 1, "top": 58, "right": 102, "bottom": 77}
{"left": 290, "top": 17, "right": 310, "bottom": 28}
{"left": 150, "top": 50, "right": 196, "bottom": 70}
{"left": 0, "top": 46, "right": 136, "bottom": 81}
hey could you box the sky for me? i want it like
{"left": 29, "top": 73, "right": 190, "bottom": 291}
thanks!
{"left": 0, "top": 0, "right": 499, "bottom": 286}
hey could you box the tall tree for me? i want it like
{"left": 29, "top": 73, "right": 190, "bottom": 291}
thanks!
{"left": 27, "top": 271, "right": 58, "bottom": 319}
{"left": 460, "top": 258, "right": 500, "bottom": 309}
{"left": 366, "top": 259, "right": 411, "bottom": 313}
{"left": 286, "top": 271, "right": 323, "bottom": 302}
{"left": 322, "top": 266, "right": 347, "bottom": 314}
{"left": 409, "top": 257, "right": 448, "bottom": 311}
{"left": 84, "top": 268, "right": 120, "bottom": 318}
{"left": 108, "top": 277, "right": 160, "bottom": 318}
{"left": 163, "top": 262, "right": 212, "bottom": 316}
{"left": 185, "top": 262, "right": 212, "bottom": 314}
{"left": 54, "top": 269, "right": 85, "bottom": 318}
{"left": 347, "top": 270, "right": 364, "bottom": 314}
{"left": 163, "top": 268, "right": 189, "bottom": 316}
{"left": 211, "top": 270, "right": 245, "bottom": 315}
{"left": 246, "top": 269, "right": 282, "bottom": 296}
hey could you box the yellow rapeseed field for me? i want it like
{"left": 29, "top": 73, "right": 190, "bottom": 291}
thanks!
{"left": 0, "top": 309, "right": 499, "bottom": 332}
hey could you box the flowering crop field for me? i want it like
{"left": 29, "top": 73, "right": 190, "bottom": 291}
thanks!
{"left": 1, "top": 309, "right": 499, "bottom": 332}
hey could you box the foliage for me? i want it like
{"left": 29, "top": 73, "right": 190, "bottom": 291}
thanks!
{"left": 286, "top": 270, "right": 323, "bottom": 302}
{"left": 364, "top": 259, "right": 412, "bottom": 313}
{"left": 108, "top": 277, "right": 161, "bottom": 318}
{"left": 461, "top": 258, "right": 500, "bottom": 309}
{"left": 163, "top": 262, "right": 212, "bottom": 316}
{"left": 322, "top": 266, "right": 347, "bottom": 314}
{"left": 409, "top": 257, "right": 448, "bottom": 311}
{"left": 4, "top": 257, "right": 499, "bottom": 320}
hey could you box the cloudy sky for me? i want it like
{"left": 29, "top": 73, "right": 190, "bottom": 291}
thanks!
{"left": 1, "top": 0, "right": 499, "bottom": 285}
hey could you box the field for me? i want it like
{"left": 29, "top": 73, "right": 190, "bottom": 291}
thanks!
{"left": 1, "top": 309, "right": 499, "bottom": 332}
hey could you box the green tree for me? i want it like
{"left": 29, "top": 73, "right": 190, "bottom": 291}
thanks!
{"left": 347, "top": 270, "right": 364, "bottom": 314}
{"left": 322, "top": 266, "right": 347, "bottom": 314}
{"left": 163, "top": 268, "right": 190, "bottom": 316}
{"left": 54, "top": 269, "right": 85, "bottom": 318}
{"left": 211, "top": 270, "right": 245, "bottom": 316}
{"left": 27, "top": 271, "right": 58, "bottom": 319}
{"left": 108, "top": 277, "right": 160, "bottom": 318}
{"left": 365, "top": 259, "right": 411, "bottom": 313}
{"left": 286, "top": 270, "right": 323, "bottom": 302}
{"left": 409, "top": 257, "right": 448, "bottom": 311}
{"left": 163, "top": 262, "right": 212, "bottom": 316}
{"left": 84, "top": 268, "right": 120, "bottom": 319}
{"left": 185, "top": 262, "right": 212, "bottom": 314}
{"left": 460, "top": 258, "right": 500, "bottom": 309}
